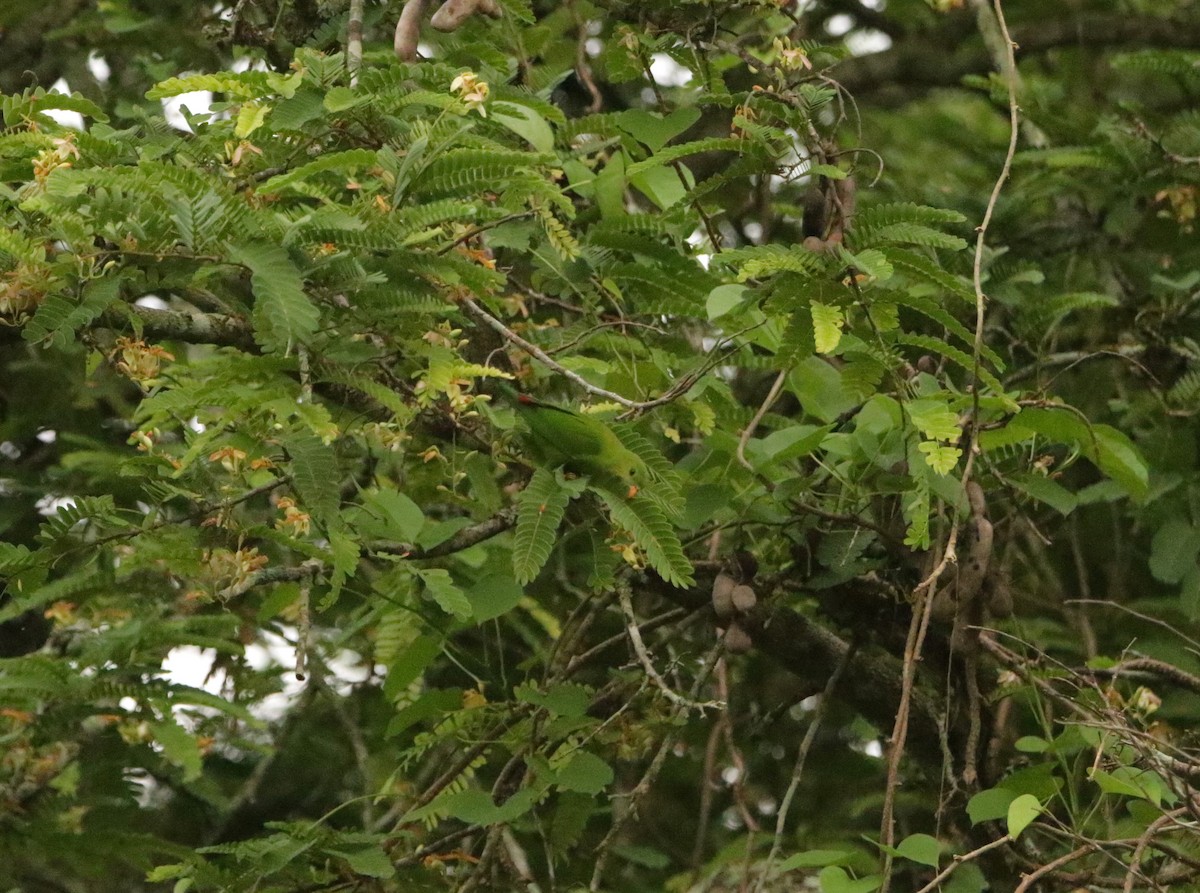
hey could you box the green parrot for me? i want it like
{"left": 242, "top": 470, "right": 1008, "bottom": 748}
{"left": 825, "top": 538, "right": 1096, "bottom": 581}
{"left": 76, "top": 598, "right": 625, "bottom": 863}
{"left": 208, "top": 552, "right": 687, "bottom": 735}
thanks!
{"left": 509, "top": 391, "right": 648, "bottom": 496}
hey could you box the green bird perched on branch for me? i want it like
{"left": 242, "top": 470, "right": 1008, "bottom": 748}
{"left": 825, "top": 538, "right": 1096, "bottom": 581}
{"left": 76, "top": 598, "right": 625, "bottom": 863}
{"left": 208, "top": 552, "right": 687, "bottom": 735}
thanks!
{"left": 505, "top": 388, "right": 648, "bottom": 498}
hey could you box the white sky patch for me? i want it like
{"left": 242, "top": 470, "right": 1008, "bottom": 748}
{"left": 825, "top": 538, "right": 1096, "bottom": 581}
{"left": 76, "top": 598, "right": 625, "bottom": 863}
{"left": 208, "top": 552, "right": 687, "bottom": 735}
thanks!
{"left": 1, "top": 442, "right": 21, "bottom": 460}
{"left": 163, "top": 629, "right": 371, "bottom": 722}
{"left": 45, "top": 79, "right": 85, "bottom": 130}
{"left": 244, "top": 631, "right": 306, "bottom": 721}
{"left": 36, "top": 429, "right": 57, "bottom": 443}
{"left": 853, "top": 738, "right": 884, "bottom": 759}
{"left": 232, "top": 57, "right": 269, "bottom": 74}
{"left": 162, "top": 90, "right": 214, "bottom": 133}
{"left": 88, "top": 53, "right": 111, "bottom": 84}
{"left": 586, "top": 37, "right": 602, "bottom": 58}
{"left": 35, "top": 494, "right": 77, "bottom": 516}
{"left": 649, "top": 53, "right": 692, "bottom": 87}
{"left": 161, "top": 645, "right": 223, "bottom": 695}
{"left": 135, "top": 295, "right": 170, "bottom": 310}
{"left": 827, "top": 13, "right": 854, "bottom": 37}
{"left": 847, "top": 30, "right": 892, "bottom": 56}
{"left": 187, "top": 416, "right": 207, "bottom": 434}
{"left": 688, "top": 228, "right": 713, "bottom": 268}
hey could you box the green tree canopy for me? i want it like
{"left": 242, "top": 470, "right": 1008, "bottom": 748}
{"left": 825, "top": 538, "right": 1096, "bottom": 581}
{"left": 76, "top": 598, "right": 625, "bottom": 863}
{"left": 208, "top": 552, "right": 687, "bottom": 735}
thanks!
{"left": 2, "top": 1, "right": 1200, "bottom": 890}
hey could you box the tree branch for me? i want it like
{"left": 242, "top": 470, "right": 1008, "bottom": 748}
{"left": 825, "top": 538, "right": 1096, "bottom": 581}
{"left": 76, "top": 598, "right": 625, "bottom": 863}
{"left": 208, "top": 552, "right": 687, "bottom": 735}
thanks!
{"left": 102, "top": 306, "right": 257, "bottom": 351}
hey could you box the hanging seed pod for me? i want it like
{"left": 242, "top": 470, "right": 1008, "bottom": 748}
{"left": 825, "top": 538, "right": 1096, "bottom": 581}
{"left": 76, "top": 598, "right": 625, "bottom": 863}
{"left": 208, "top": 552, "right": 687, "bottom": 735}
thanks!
{"left": 724, "top": 622, "right": 753, "bottom": 654}
{"left": 711, "top": 572, "right": 738, "bottom": 622}
{"left": 731, "top": 584, "right": 757, "bottom": 613}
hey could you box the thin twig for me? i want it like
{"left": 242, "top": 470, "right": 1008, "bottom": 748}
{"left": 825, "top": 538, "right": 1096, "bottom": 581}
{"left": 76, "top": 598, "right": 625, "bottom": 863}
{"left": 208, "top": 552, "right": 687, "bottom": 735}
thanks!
{"left": 1014, "top": 844, "right": 1095, "bottom": 893}
{"left": 881, "top": 11, "right": 1022, "bottom": 880}
{"left": 1123, "top": 810, "right": 1183, "bottom": 893}
{"left": 618, "top": 583, "right": 724, "bottom": 712}
{"left": 753, "top": 646, "right": 856, "bottom": 892}
{"left": 736, "top": 369, "right": 788, "bottom": 471}
{"left": 913, "top": 835, "right": 1012, "bottom": 893}
{"left": 1064, "top": 599, "right": 1200, "bottom": 652}
{"left": 588, "top": 642, "right": 725, "bottom": 891}
{"left": 461, "top": 296, "right": 642, "bottom": 407}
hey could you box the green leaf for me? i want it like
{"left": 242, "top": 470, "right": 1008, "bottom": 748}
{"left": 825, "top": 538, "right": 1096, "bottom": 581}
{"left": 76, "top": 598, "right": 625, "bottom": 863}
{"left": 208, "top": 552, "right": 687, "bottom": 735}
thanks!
{"left": 384, "top": 635, "right": 443, "bottom": 701}
{"left": 1090, "top": 767, "right": 1171, "bottom": 805}
{"left": 491, "top": 101, "right": 555, "bottom": 153}
{"left": 327, "top": 845, "right": 395, "bottom": 879}
{"left": 416, "top": 568, "right": 472, "bottom": 620}
{"left": 149, "top": 718, "right": 203, "bottom": 782}
{"left": 746, "top": 424, "right": 832, "bottom": 470}
{"left": 897, "top": 334, "right": 1013, "bottom": 408}
{"left": 967, "top": 787, "right": 1018, "bottom": 825}
{"left": 895, "top": 833, "right": 941, "bottom": 868}
{"left": 1006, "top": 794, "right": 1043, "bottom": 838}
{"left": 842, "top": 247, "right": 894, "bottom": 281}
{"left": 630, "top": 164, "right": 689, "bottom": 210}
{"left": 778, "top": 850, "right": 854, "bottom": 871}
{"left": 326, "top": 531, "right": 360, "bottom": 607}
{"left": 515, "top": 682, "right": 592, "bottom": 717}
{"left": 324, "top": 86, "right": 363, "bottom": 111}
{"left": 287, "top": 432, "right": 340, "bottom": 527}
{"left": 907, "top": 400, "right": 961, "bottom": 442}
{"left": 554, "top": 751, "right": 613, "bottom": 794}
{"left": 148, "top": 71, "right": 273, "bottom": 100}
{"left": 1091, "top": 424, "right": 1148, "bottom": 500}
{"left": 1181, "top": 566, "right": 1200, "bottom": 619}
{"left": 467, "top": 574, "right": 524, "bottom": 624}
{"left": 616, "top": 107, "right": 701, "bottom": 151}
{"left": 235, "top": 101, "right": 269, "bottom": 138}
{"left": 812, "top": 301, "right": 843, "bottom": 354}
{"left": 229, "top": 242, "right": 319, "bottom": 353}
{"left": 359, "top": 490, "right": 426, "bottom": 542}
{"left": 819, "top": 866, "right": 882, "bottom": 893}
{"left": 596, "top": 488, "right": 694, "bottom": 587}
{"left": 260, "top": 148, "right": 378, "bottom": 193}
{"left": 441, "top": 788, "right": 537, "bottom": 825}
{"left": 945, "top": 863, "right": 987, "bottom": 893}
{"left": 706, "top": 284, "right": 751, "bottom": 320}
{"left": 1149, "top": 519, "right": 1200, "bottom": 584}
{"left": 23, "top": 275, "right": 122, "bottom": 348}
{"left": 1008, "top": 472, "right": 1077, "bottom": 516}
{"left": 513, "top": 468, "right": 573, "bottom": 584}
{"left": 917, "top": 440, "right": 962, "bottom": 475}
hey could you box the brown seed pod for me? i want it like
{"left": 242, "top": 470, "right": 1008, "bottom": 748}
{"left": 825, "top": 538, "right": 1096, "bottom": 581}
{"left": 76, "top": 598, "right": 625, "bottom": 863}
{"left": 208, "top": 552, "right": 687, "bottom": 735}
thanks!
{"left": 711, "top": 572, "right": 737, "bottom": 622}
{"left": 731, "top": 584, "right": 757, "bottom": 613}
{"left": 724, "top": 622, "right": 753, "bottom": 654}
{"left": 431, "top": 0, "right": 501, "bottom": 31}
{"left": 393, "top": 0, "right": 429, "bottom": 60}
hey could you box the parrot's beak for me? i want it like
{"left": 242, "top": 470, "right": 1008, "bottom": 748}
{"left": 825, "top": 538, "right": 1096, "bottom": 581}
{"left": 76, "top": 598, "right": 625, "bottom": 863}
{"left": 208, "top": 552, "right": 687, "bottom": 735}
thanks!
{"left": 626, "top": 484, "right": 639, "bottom": 499}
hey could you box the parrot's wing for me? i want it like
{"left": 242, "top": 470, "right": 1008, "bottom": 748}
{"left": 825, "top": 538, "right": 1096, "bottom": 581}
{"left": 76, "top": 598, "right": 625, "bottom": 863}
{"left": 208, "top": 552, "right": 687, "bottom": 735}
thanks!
{"left": 520, "top": 401, "right": 607, "bottom": 459}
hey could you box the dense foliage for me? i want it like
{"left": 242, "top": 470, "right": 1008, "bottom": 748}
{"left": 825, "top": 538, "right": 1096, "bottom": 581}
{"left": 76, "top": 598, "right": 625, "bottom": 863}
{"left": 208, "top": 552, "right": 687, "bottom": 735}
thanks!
{"left": 2, "top": 1, "right": 1200, "bottom": 890}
